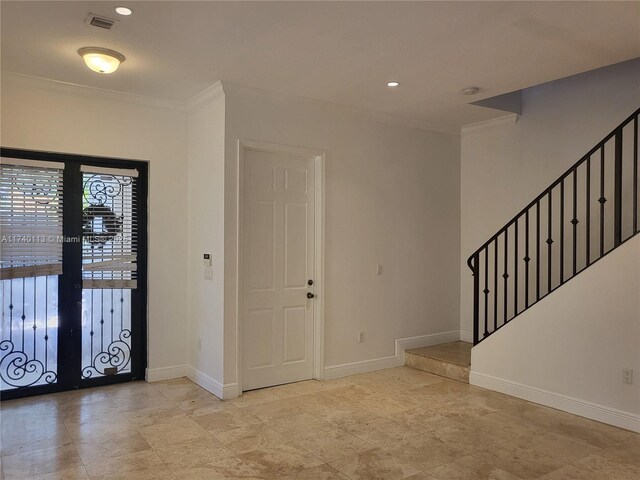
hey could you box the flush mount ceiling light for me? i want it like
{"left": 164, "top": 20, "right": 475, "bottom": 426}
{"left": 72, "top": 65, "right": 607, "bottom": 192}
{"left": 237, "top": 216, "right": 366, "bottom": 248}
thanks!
{"left": 78, "top": 47, "right": 125, "bottom": 74}
{"left": 462, "top": 86, "right": 480, "bottom": 96}
{"left": 387, "top": 81, "right": 400, "bottom": 87}
{"left": 115, "top": 6, "right": 133, "bottom": 16}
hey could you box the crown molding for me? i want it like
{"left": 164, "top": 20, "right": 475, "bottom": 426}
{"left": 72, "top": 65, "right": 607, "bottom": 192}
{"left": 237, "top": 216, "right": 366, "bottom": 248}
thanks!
{"left": 2, "top": 71, "right": 459, "bottom": 134}
{"left": 461, "top": 113, "right": 519, "bottom": 135}
{"left": 186, "top": 81, "right": 225, "bottom": 112}
{"left": 221, "top": 82, "right": 460, "bottom": 136}
{"left": 1, "top": 71, "right": 187, "bottom": 112}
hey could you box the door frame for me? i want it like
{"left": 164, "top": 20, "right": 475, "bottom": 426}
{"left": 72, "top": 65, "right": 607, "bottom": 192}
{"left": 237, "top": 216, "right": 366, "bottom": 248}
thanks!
{"left": 236, "top": 139, "right": 325, "bottom": 393}
{"left": 0, "top": 147, "right": 148, "bottom": 400}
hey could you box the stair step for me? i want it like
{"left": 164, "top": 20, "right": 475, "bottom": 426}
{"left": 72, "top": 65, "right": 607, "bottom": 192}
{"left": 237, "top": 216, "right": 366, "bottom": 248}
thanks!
{"left": 405, "top": 341, "right": 472, "bottom": 383}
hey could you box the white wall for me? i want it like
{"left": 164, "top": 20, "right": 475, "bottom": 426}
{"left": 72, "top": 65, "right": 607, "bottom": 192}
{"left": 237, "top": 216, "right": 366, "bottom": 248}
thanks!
{"left": 222, "top": 84, "right": 461, "bottom": 387}
{"left": 0, "top": 73, "right": 189, "bottom": 374}
{"left": 471, "top": 235, "right": 640, "bottom": 431}
{"left": 186, "top": 86, "right": 227, "bottom": 390}
{"left": 461, "top": 59, "right": 640, "bottom": 337}
{"left": 461, "top": 59, "right": 640, "bottom": 430}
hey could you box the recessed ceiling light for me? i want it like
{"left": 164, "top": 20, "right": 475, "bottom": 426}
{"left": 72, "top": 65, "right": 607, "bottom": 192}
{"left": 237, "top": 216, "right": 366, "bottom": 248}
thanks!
{"left": 462, "top": 86, "right": 480, "bottom": 95}
{"left": 78, "top": 47, "right": 126, "bottom": 74}
{"left": 115, "top": 6, "right": 133, "bottom": 16}
{"left": 387, "top": 81, "right": 400, "bottom": 87}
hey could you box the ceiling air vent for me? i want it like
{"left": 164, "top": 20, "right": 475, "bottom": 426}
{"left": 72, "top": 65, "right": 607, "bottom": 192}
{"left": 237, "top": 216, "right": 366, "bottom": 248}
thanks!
{"left": 85, "top": 13, "right": 118, "bottom": 30}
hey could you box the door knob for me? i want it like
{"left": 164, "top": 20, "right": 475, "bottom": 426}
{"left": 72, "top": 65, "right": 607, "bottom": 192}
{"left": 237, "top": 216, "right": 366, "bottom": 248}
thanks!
{"left": 308, "top": 279, "right": 314, "bottom": 286}
{"left": 307, "top": 292, "right": 315, "bottom": 299}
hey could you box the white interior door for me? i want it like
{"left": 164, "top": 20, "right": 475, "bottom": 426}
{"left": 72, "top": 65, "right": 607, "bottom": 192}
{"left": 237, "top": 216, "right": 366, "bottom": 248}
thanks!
{"left": 242, "top": 148, "right": 315, "bottom": 391}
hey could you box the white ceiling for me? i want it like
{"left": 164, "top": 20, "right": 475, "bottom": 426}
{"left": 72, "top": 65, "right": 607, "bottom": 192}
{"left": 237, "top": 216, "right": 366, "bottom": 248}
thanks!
{"left": 1, "top": 1, "right": 639, "bottom": 126}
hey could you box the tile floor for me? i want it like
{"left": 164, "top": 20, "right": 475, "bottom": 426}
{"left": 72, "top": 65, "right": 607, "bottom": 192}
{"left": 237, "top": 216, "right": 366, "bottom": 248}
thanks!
{"left": 0, "top": 367, "right": 638, "bottom": 479}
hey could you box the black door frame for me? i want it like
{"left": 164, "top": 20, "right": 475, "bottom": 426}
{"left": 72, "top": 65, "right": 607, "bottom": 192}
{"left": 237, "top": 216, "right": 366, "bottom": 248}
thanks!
{"left": 0, "top": 147, "right": 148, "bottom": 400}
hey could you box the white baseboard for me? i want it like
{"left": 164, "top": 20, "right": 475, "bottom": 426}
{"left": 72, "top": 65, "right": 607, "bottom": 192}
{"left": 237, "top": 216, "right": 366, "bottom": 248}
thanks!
{"left": 146, "top": 365, "right": 189, "bottom": 382}
{"left": 323, "top": 330, "right": 462, "bottom": 380}
{"left": 470, "top": 371, "right": 640, "bottom": 433}
{"left": 186, "top": 366, "right": 240, "bottom": 400}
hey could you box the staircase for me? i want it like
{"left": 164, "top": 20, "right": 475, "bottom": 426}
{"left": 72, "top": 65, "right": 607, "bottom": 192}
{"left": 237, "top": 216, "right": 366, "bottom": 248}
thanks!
{"left": 467, "top": 107, "right": 639, "bottom": 345}
{"left": 405, "top": 108, "right": 639, "bottom": 382}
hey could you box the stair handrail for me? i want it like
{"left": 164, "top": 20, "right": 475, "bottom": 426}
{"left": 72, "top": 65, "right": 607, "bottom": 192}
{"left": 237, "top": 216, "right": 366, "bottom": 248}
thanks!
{"left": 467, "top": 106, "right": 640, "bottom": 345}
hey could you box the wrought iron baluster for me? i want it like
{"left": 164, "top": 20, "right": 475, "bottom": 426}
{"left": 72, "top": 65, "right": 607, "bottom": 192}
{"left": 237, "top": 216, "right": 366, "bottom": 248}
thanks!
{"left": 614, "top": 128, "right": 623, "bottom": 246}
{"left": 634, "top": 117, "right": 638, "bottom": 234}
{"left": 572, "top": 169, "right": 578, "bottom": 276}
{"left": 484, "top": 246, "right": 489, "bottom": 338}
{"left": 494, "top": 239, "right": 498, "bottom": 332}
{"left": 599, "top": 146, "right": 606, "bottom": 256}
{"left": 514, "top": 218, "right": 518, "bottom": 317}
{"left": 586, "top": 157, "right": 591, "bottom": 267}
{"left": 560, "top": 179, "right": 565, "bottom": 284}
{"left": 547, "top": 192, "right": 553, "bottom": 294}
{"left": 536, "top": 200, "right": 541, "bottom": 301}
{"left": 473, "top": 252, "right": 480, "bottom": 345}
{"left": 503, "top": 229, "right": 508, "bottom": 325}
{"left": 525, "top": 209, "right": 530, "bottom": 309}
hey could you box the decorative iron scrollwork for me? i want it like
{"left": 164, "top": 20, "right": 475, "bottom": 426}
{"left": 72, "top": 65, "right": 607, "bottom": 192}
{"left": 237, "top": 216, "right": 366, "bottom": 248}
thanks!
{"left": 83, "top": 174, "right": 132, "bottom": 206}
{"left": 0, "top": 340, "right": 57, "bottom": 388}
{"left": 81, "top": 329, "right": 131, "bottom": 379}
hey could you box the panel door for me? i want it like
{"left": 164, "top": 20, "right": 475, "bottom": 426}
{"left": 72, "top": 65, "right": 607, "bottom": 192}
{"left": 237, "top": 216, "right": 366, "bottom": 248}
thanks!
{"left": 242, "top": 149, "right": 315, "bottom": 390}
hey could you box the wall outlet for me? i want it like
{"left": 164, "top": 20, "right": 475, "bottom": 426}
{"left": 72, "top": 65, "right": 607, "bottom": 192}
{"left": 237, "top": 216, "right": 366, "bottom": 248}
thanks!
{"left": 357, "top": 331, "right": 365, "bottom": 343}
{"left": 376, "top": 264, "right": 383, "bottom": 276}
{"left": 623, "top": 368, "right": 633, "bottom": 385}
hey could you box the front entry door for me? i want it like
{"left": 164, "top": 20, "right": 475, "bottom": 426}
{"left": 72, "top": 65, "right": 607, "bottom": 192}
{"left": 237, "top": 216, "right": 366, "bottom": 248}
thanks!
{"left": 0, "top": 149, "right": 147, "bottom": 400}
{"left": 242, "top": 148, "right": 315, "bottom": 390}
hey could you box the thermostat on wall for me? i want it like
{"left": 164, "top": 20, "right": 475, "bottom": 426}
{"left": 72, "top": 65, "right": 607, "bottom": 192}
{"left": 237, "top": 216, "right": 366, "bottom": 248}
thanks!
{"left": 203, "top": 254, "right": 212, "bottom": 267}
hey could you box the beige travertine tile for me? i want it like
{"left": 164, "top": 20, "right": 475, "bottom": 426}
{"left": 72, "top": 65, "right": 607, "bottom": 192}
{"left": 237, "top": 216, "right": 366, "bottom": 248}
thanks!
{"left": 343, "top": 417, "right": 424, "bottom": 447}
{"left": 230, "top": 388, "right": 281, "bottom": 407}
{"left": 137, "top": 414, "right": 209, "bottom": 447}
{"left": 0, "top": 419, "right": 73, "bottom": 457}
{"left": 2, "top": 444, "right": 83, "bottom": 480}
{"left": 288, "top": 427, "right": 374, "bottom": 462}
{"left": 213, "top": 423, "right": 291, "bottom": 454}
{"left": 538, "top": 464, "right": 601, "bottom": 480}
{"left": 29, "top": 465, "right": 90, "bottom": 480}
{"left": 172, "top": 458, "right": 262, "bottom": 480}
{"left": 307, "top": 403, "right": 380, "bottom": 430}
{"left": 378, "top": 435, "right": 461, "bottom": 472}
{"left": 238, "top": 442, "right": 324, "bottom": 477}
{"left": 474, "top": 446, "right": 566, "bottom": 479}
{"left": 427, "top": 454, "right": 522, "bottom": 480}
{"left": 2, "top": 367, "right": 638, "bottom": 480}
{"left": 73, "top": 430, "right": 151, "bottom": 464}
{"left": 242, "top": 398, "right": 304, "bottom": 422}
{"left": 152, "top": 435, "right": 233, "bottom": 470}
{"left": 265, "top": 412, "right": 335, "bottom": 440}
{"left": 600, "top": 435, "right": 640, "bottom": 467}
{"left": 83, "top": 449, "right": 175, "bottom": 480}
{"left": 121, "top": 405, "right": 186, "bottom": 428}
{"left": 278, "top": 463, "right": 351, "bottom": 480}
{"left": 457, "top": 411, "right": 543, "bottom": 443}
{"left": 328, "top": 447, "right": 422, "bottom": 480}
{"left": 193, "top": 408, "right": 262, "bottom": 434}
{"left": 573, "top": 454, "right": 640, "bottom": 480}
{"left": 64, "top": 412, "right": 138, "bottom": 441}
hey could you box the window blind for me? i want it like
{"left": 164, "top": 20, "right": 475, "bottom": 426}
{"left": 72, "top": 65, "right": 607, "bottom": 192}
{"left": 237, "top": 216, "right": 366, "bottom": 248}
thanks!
{"left": 0, "top": 158, "right": 65, "bottom": 280}
{"left": 81, "top": 166, "right": 138, "bottom": 289}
